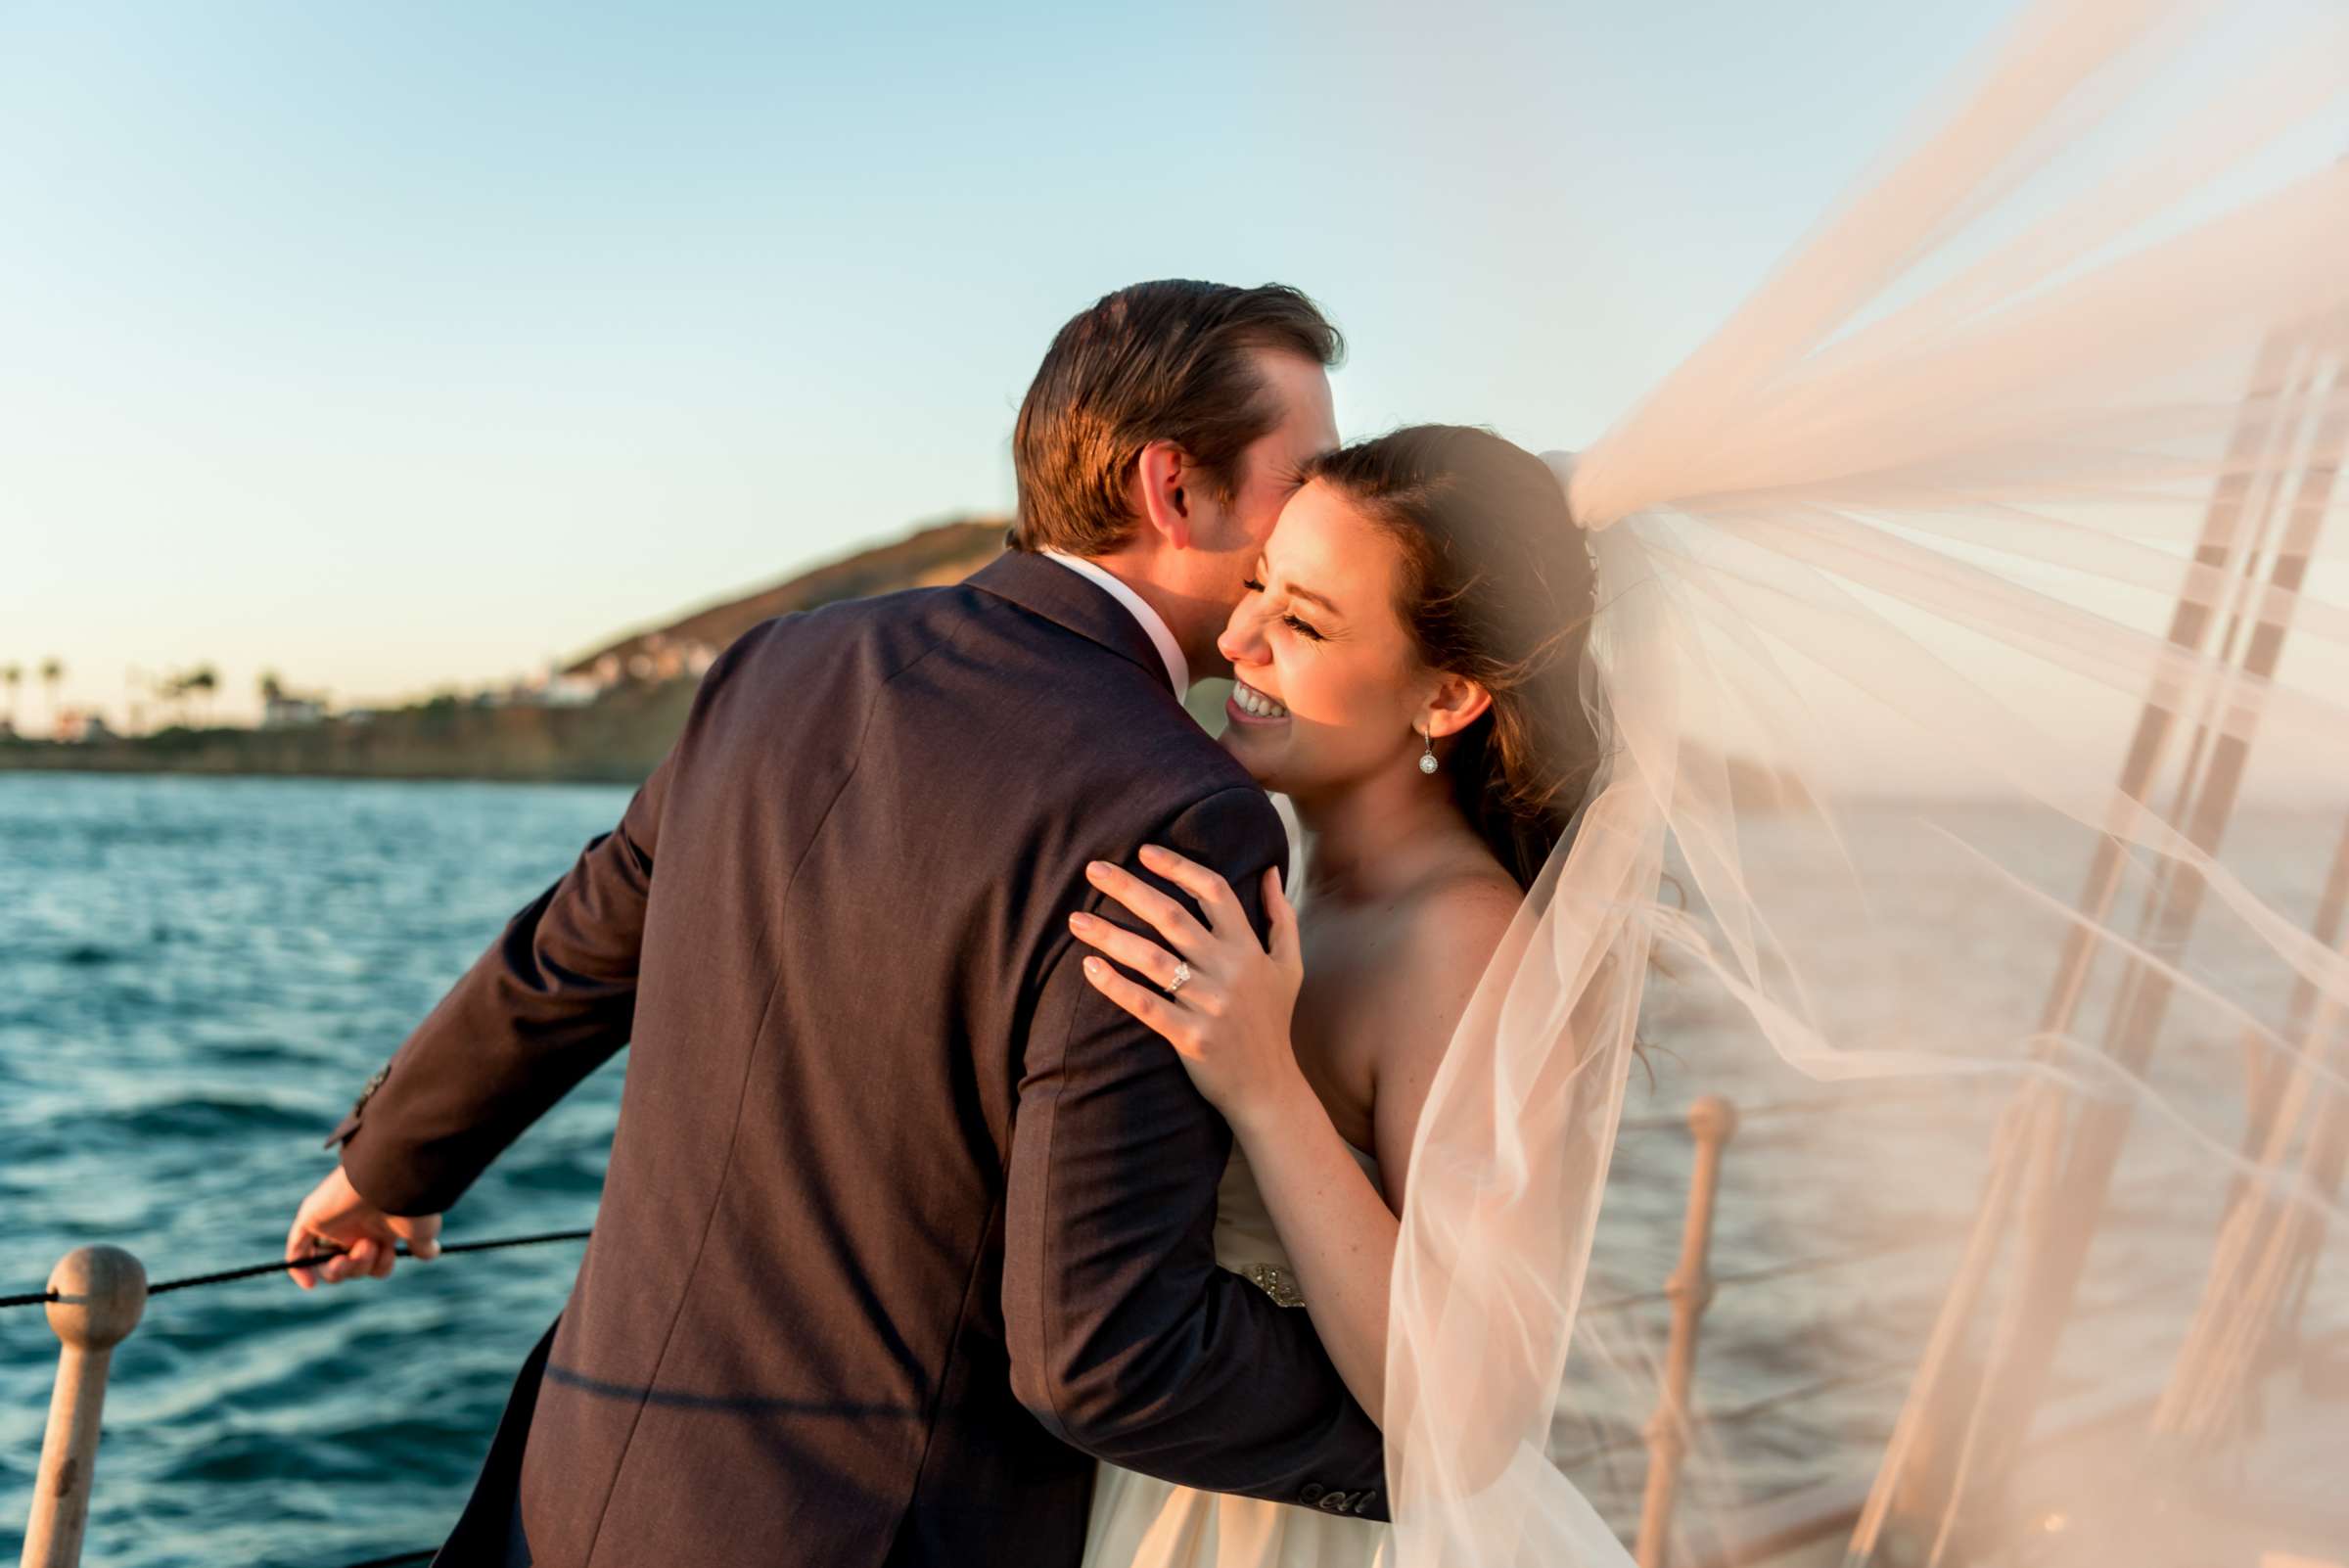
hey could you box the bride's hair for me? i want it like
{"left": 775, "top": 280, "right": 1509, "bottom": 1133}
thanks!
{"left": 1303, "top": 424, "right": 1613, "bottom": 890}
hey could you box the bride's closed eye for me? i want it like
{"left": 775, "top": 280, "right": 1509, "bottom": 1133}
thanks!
{"left": 1241, "top": 576, "right": 1327, "bottom": 642}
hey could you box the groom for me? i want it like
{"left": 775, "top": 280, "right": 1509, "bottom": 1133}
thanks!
{"left": 283, "top": 279, "right": 1389, "bottom": 1566}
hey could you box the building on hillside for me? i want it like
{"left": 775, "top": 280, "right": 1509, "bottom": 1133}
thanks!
{"left": 496, "top": 669, "right": 604, "bottom": 708}
{"left": 53, "top": 710, "right": 114, "bottom": 744}
{"left": 262, "top": 690, "right": 330, "bottom": 728}
{"left": 578, "top": 633, "right": 717, "bottom": 694}
{"left": 538, "top": 671, "right": 604, "bottom": 706}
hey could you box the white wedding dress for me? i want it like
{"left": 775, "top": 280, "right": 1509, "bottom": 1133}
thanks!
{"left": 1080, "top": 1138, "right": 1396, "bottom": 1568}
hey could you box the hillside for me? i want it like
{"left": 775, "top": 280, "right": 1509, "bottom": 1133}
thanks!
{"left": 2, "top": 516, "right": 1014, "bottom": 784}
{"left": 567, "top": 517, "right": 1008, "bottom": 677}
{"left": 6, "top": 515, "right": 1817, "bottom": 805}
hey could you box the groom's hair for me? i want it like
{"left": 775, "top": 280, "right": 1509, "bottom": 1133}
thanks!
{"left": 1011, "top": 280, "right": 1342, "bottom": 557}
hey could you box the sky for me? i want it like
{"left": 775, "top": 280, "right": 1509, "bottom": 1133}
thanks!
{"left": 2, "top": 1, "right": 2342, "bottom": 793}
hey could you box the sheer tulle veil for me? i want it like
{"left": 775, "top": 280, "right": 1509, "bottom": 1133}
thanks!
{"left": 1382, "top": 0, "right": 2348, "bottom": 1561}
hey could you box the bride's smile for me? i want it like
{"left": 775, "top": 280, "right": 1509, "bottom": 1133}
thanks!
{"left": 1225, "top": 680, "right": 1289, "bottom": 724}
{"left": 1213, "top": 477, "right": 1489, "bottom": 807}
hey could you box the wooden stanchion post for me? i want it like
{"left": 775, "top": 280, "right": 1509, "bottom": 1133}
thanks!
{"left": 21, "top": 1246, "right": 146, "bottom": 1568}
{"left": 1637, "top": 1096, "right": 1738, "bottom": 1568}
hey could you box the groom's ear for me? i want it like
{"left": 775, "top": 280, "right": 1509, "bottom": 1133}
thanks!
{"left": 1132, "top": 438, "right": 1196, "bottom": 550}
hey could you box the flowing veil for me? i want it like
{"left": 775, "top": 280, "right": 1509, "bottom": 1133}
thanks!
{"left": 1382, "top": 0, "right": 2349, "bottom": 1561}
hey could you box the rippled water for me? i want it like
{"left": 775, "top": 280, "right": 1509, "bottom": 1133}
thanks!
{"left": 2, "top": 775, "right": 629, "bottom": 1568}
{"left": 0, "top": 774, "right": 2334, "bottom": 1566}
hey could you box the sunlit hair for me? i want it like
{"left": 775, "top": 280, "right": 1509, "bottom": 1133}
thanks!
{"left": 1302, "top": 424, "right": 1612, "bottom": 891}
{"left": 1011, "top": 280, "right": 1344, "bottom": 557}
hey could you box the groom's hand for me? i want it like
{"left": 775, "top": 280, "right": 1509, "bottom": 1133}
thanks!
{"left": 284, "top": 1164, "right": 442, "bottom": 1290}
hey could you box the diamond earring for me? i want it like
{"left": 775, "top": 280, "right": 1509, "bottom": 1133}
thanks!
{"left": 1417, "top": 728, "right": 1438, "bottom": 775}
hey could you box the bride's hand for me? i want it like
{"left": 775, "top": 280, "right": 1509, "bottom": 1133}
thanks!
{"left": 1069, "top": 847, "right": 1307, "bottom": 1130}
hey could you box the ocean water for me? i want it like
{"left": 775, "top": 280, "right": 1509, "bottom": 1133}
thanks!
{"left": 0, "top": 773, "right": 2336, "bottom": 1566}
{"left": 1, "top": 775, "right": 631, "bottom": 1568}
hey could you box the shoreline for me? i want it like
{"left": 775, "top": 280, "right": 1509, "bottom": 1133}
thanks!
{"left": 0, "top": 678, "right": 692, "bottom": 789}
{"left": 0, "top": 760, "right": 641, "bottom": 788}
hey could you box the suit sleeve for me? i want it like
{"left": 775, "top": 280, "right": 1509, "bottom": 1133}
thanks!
{"left": 1001, "top": 783, "right": 1391, "bottom": 1519}
{"left": 323, "top": 757, "right": 666, "bottom": 1217}
{"left": 320, "top": 628, "right": 767, "bottom": 1217}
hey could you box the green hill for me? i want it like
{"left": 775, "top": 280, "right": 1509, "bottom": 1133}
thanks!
{"left": 566, "top": 518, "right": 1007, "bottom": 679}
{"left": 1, "top": 517, "right": 1011, "bottom": 784}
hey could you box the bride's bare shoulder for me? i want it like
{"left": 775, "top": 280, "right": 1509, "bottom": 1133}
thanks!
{"left": 1322, "top": 862, "right": 1521, "bottom": 1051}
{"left": 1320, "top": 862, "right": 1523, "bottom": 1186}
{"left": 1390, "top": 864, "right": 1522, "bottom": 993}
{"left": 1294, "top": 853, "right": 1525, "bottom": 1151}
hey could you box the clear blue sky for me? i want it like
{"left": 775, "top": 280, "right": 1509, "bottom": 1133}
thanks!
{"left": 3, "top": 0, "right": 2336, "bottom": 774}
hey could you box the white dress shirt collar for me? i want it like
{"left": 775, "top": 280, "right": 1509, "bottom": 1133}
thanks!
{"left": 1038, "top": 550, "right": 1191, "bottom": 701}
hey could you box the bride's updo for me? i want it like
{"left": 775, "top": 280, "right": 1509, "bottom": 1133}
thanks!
{"left": 1302, "top": 425, "right": 1611, "bottom": 889}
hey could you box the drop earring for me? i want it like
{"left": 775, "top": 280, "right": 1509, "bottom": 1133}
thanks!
{"left": 1417, "top": 728, "right": 1439, "bottom": 775}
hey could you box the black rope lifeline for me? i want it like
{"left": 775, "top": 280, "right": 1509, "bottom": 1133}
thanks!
{"left": 0, "top": 1229, "right": 592, "bottom": 1312}
{"left": 1579, "top": 1222, "right": 1971, "bottom": 1316}
{"left": 1553, "top": 1354, "right": 1920, "bottom": 1469}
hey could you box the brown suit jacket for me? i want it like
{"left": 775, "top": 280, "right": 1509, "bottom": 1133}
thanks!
{"left": 326, "top": 551, "right": 1389, "bottom": 1566}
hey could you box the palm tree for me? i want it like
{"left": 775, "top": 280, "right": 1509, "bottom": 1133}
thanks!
{"left": 155, "top": 670, "right": 190, "bottom": 729}
{"left": 38, "top": 659, "right": 63, "bottom": 733}
{"left": 184, "top": 666, "right": 218, "bottom": 727}
{"left": 2, "top": 663, "right": 20, "bottom": 734}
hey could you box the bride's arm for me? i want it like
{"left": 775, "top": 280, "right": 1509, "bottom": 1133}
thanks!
{"left": 1071, "top": 848, "right": 1508, "bottom": 1426}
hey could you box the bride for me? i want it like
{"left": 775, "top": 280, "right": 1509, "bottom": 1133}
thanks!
{"left": 1069, "top": 423, "right": 1608, "bottom": 1568}
{"left": 1074, "top": 3, "right": 2345, "bottom": 1562}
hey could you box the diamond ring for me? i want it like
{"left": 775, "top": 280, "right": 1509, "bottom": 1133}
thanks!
{"left": 1165, "top": 960, "right": 1193, "bottom": 998}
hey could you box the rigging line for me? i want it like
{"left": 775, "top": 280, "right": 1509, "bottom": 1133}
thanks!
{"left": 1616, "top": 1079, "right": 2002, "bottom": 1135}
{"left": 1581, "top": 1224, "right": 1971, "bottom": 1316}
{"left": 0, "top": 1228, "right": 592, "bottom": 1313}
{"left": 1554, "top": 1357, "right": 1921, "bottom": 1470}
{"left": 1693, "top": 1358, "right": 1924, "bottom": 1438}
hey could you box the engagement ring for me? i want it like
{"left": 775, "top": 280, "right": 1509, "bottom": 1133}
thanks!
{"left": 1165, "top": 961, "right": 1192, "bottom": 997}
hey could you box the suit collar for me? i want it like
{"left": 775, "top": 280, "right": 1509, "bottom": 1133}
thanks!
{"left": 1036, "top": 551, "right": 1190, "bottom": 698}
{"left": 967, "top": 550, "right": 1181, "bottom": 697}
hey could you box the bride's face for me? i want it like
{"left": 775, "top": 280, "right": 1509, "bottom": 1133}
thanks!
{"left": 1214, "top": 480, "right": 1437, "bottom": 799}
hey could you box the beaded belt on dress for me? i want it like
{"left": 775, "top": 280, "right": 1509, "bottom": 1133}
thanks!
{"left": 1239, "top": 1262, "right": 1304, "bottom": 1308}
